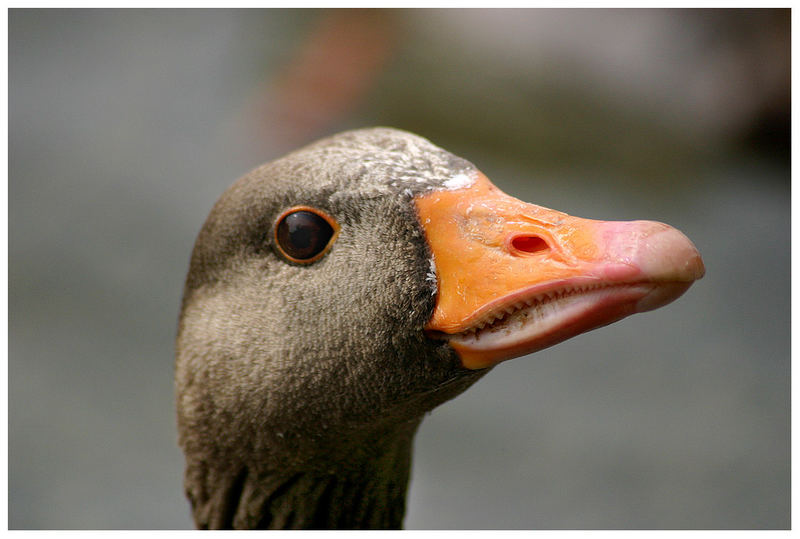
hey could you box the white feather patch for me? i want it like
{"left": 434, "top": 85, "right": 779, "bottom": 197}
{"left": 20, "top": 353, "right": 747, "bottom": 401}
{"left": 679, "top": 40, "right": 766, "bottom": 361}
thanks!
{"left": 442, "top": 172, "right": 476, "bottom": 191}
{"left": 426, "top": 256, "right": 438, "bottom": 296}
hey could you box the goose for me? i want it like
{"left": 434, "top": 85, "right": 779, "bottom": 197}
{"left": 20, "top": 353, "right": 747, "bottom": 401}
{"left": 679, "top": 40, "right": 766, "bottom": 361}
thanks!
{"left": 175, "top": 127, "right": 704, "bottom": 529}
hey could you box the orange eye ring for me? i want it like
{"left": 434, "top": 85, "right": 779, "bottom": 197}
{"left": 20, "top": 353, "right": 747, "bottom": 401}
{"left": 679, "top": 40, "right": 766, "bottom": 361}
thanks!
{"left": 273, "top": 205, "right": 340, "bottom": 264}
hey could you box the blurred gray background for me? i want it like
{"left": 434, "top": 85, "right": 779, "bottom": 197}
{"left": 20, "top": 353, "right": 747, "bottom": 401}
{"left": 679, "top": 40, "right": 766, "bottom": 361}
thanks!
{"left": 9, "top": 9, "right": 789, "bottom": 529}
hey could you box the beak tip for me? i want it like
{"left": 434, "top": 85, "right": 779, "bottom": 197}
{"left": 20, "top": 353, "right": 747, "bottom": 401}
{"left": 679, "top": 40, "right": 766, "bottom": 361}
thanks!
{"left": 687, "top": 253, "right": 706, "bottom": 281}
{"left": 633, "top": 222, "right": 705, "bottom": 283}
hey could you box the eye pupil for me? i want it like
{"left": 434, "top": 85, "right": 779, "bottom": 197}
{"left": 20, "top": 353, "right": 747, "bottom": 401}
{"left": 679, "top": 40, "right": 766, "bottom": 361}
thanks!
{"left": 275, "top": 209, "right": 336, "bottom": 262}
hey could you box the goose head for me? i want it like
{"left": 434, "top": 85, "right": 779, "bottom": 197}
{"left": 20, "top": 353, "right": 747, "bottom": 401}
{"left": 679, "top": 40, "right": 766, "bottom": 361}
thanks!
{"left": 175, "top": 127, "right": 704, "bottom": 529}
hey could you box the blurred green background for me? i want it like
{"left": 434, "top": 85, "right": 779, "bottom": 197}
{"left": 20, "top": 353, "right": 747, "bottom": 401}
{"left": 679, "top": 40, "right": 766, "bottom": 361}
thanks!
{"left": 9, "top": 9, "right": 789, "bottom": 529}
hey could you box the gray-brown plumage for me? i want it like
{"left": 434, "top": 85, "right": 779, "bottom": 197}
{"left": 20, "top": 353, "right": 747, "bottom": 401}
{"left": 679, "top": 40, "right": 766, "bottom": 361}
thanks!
{"left": 175, "top": 127, "right": 704, "bottom": 529}
{"left": 176, "top": 128, "right": 486, "bottom": 529}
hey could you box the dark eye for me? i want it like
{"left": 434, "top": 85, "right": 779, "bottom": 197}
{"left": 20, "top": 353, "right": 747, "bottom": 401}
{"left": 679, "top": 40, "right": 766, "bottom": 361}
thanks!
{"left": 274, "top": 207, "right": 339, "bottom": 263}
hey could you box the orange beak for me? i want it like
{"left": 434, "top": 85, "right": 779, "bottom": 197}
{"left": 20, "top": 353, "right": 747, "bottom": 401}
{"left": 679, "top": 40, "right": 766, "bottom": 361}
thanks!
{"left": 415, "top": 172, "right": 705, "bottom": 370}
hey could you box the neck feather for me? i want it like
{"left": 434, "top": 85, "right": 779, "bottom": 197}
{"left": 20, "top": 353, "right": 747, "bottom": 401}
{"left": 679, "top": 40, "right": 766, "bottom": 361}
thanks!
{"left": 186, "top": 424, "right": 417, "bottom": 529}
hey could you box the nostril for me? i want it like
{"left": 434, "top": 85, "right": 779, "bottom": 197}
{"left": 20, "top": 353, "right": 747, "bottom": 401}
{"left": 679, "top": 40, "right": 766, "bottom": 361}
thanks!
{"left": 511, "top": 235, "right": 549, "bottom": 255}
